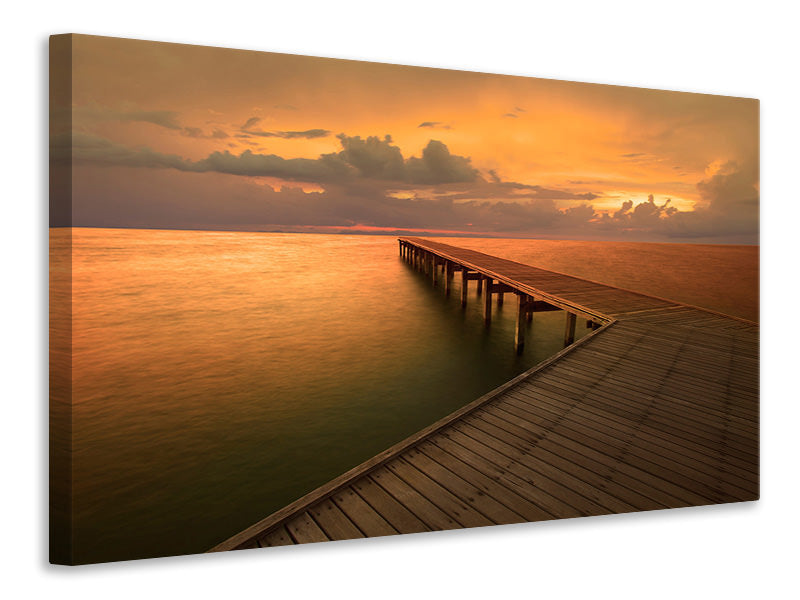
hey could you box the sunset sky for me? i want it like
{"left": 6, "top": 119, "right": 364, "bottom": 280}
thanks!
{"left": 51, "top": 34, "right": 759, "bottom": 243}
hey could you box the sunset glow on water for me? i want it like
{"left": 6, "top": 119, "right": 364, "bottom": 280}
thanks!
{"left": 50, "top": 227, "right": 757, "bottom": 563}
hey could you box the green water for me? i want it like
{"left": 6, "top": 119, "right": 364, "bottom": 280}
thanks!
{"left": 52, "top": 228, "right": 594, "bottom": 563}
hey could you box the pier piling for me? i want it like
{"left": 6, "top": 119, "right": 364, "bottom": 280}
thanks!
{"left": 564, "top": 312, "right": 577, "bottom": 346}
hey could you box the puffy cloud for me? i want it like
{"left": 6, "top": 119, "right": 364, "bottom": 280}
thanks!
{"left": 332, "top": 134, "right": 405, "bottom": 179}
{"left": 600, "top": 194, "right": 677, "bottom": 233}
{"left": 592, "top": 159, "right": 759, "bottom": 242}
{"left": 659, "top": 159, "right": 759, "bottom": 240}
{"left": 58, "top": 129, "right": 758, "bottom": 243}
{"left": 696, "top": 159, "right": 759, "bottom": 213}
{"left": 405, "top": 140, "right": 479, "bottom": 184}
{"left": 62, "top": 131, "right": 478, "bottom": 186}
{"left": 193, "top": 149, "right": 352, "bottom": 180}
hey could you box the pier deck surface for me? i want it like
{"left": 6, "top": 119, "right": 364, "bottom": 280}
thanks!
{"left": 210, "top": 238, "right": 758, "bottom": 552}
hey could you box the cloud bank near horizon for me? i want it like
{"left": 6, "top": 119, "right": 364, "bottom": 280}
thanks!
{"left": 53, "top": 130, "right": 759, "bottom": 243}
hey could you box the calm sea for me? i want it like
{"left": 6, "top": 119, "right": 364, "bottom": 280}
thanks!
{"left": 50, "top": 228, "right": 758, "bottom": 563}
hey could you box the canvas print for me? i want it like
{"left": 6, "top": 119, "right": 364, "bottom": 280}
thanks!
{"left": 49, "top": 34, "right": 759, "bottom": 565}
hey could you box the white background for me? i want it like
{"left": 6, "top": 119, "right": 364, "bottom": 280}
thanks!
{"left": 2, "top": 1, "right": 798, "bottom": 597}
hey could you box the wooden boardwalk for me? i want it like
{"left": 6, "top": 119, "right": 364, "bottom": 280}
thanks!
{"left": 209, "top": 237, "right": 758, "bottom": 552}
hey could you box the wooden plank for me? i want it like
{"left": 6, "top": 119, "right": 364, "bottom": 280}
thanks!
{"left": 431, "top": 430, "right": 580, "bottom": 519}
{"left": 517, "top": 382, "right": 759, "bottom": 478}
{"left": 369, "top": 467, "right": 461, "bottom": 531}
{"left": 309, "top": 497, "right": 365, "bottom": 540}
{"left": 506, "top": 388, "right": 756, "bottom": 501}
{"left": 351, "top": 476, "right": 430, "bottom": 534}
{"left": 491, "top": 397, "right": 738, "bottom": 505}
{"left": 485, "top": 401, "right": 690, "bottom": 509}
{"left": 330, "top": 487, "right": 396, "bottom": 537}
{"left": 257, "top": 526, "right": 294, "bottom": 548}
{"left": 417, "top": 439, "right": 555, "bottom": 522}
{"left": 285, "top": 512, "right": 329, "bottom": 544}
{"left": 471, "top": 410, "right": 667, "bottom": 512}
{"left": 523, "top": 376, "right": 759, "bottom": 465}
{"left": 386, "top": 458, "right": 494, "bottom": 528}
{"left": 452, "top": 420, "right": 614, "bottom": 516}
{"left": 403, "top": 445, "right": 527, "bottom": 525}
{"left": 531, "top": 371, "right": 759, "bottom": 456}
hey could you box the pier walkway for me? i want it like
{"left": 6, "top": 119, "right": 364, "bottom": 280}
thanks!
{"left": 209, "top": 238, "right": 758, "bottom": 552}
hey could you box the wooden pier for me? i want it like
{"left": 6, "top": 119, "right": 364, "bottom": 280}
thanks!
{"left": 209, "top": 237, "right": 759, "bottom": 552}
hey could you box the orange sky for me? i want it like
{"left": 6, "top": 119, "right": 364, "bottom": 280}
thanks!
{"left": 52, "top": 34, "right": 759, "bottom": 242}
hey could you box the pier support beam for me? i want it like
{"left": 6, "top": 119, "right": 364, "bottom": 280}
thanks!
{"left": 483, "top": 277, "right": 493, "bottom": 325}
{"left": 515, "top": 294, "right": 527, "bottom": 354}
{"left": 497, "top": 290, "right": 504, "bottom": 307}
{"left": 431, "top": 255, "right": 437, "bottom": 286}
{"left": 461, "top": 269, "right": 469, "bottom": 307}
{"left": 445, "top": 261, "right": 453, "bottom": 296}
{"left": 477, "top": 277, "right": 483, "bottom": 296}
{"left": 564, "top": 312, "right": 577, "bottom": 346}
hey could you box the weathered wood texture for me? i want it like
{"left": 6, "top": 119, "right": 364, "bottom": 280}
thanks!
{"left": 209, "top": 238, "right": 758, "bottom": 552}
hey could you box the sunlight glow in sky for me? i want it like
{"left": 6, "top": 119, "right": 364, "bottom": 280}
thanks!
{"left": 51, "top": 34, "right": 759, "bottom": 243}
